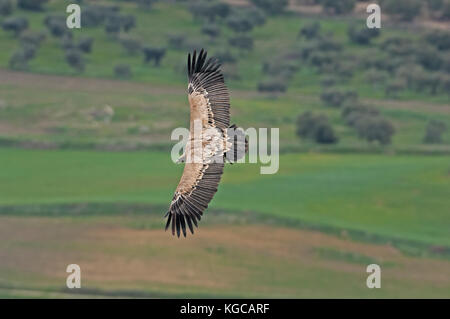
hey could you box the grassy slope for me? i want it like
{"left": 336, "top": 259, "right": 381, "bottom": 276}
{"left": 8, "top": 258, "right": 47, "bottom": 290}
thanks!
{"left": 0, "top": 148, "right": 448, "bottom": 246}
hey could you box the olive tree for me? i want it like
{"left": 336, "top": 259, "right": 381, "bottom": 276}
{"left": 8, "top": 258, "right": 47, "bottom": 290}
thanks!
{"left": 2, "top": 16, "right": 28, "bottom": 37}
{"left": 296, "top": 111, "right": 338, "bottom": 144}
{"left": 423, "top": 119, "right": 447, "bottom": 144}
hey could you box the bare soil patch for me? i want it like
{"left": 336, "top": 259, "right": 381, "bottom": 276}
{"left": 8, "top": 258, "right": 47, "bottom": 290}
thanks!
{"left": 1, "top": 217, "right": 449, "bottom": 297}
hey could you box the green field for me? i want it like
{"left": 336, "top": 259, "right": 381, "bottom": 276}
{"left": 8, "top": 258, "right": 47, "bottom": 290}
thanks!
{"left": 0, "top": 148, "right": 449, "bottom": 298}
{"left": 1, "top": 69, "right": 449, "bottom": 153}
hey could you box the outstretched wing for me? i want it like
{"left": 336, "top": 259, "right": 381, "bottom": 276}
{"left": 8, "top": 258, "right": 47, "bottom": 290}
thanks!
{"left": 187, "top": 49, "right": 230, "bottom": 129}
{"left": 165, "top": 49, "right": 230, "bottom": 237}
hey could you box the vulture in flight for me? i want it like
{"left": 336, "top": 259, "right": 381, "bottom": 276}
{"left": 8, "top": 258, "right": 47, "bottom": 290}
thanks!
{"left": 165, "top": 49, "right": 247, "bottom": 237}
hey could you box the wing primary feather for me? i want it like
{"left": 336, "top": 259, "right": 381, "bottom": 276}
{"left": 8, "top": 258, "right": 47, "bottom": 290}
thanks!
{"left": 190, "top": 213, "right": 198, "bottom": 227}
{"left": 175, "top": 212, "right": 181, "bottom": 238}
{"left": 198, "top": 49, "right": 207, "bottom": 71}
{"left": 172, "top": 213, "right": 176, "bottom": 236}
{"left": 165, "top": 212, "right": 172, "bottom": 231}
{"left": 167, "top": 49, "right": 230, "bottom": 237}
{"left": 184, "top": 199, "right": 203, "bottom": 219}
{"left": 202, "top": 57, "right": 213, "bottom": 71}
{"left": 185, "top": 203, "right": 202, "bottom": 222}
{"left": 180, "top": 205, "right": 195, "bottom": 233}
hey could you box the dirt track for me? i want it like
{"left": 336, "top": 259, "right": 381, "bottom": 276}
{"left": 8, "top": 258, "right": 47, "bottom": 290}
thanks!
{"left": 0, "top": 69, "right": 183, "bottom": 96}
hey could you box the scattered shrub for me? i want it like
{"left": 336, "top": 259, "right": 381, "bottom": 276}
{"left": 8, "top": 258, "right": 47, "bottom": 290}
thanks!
{"left": 379, "top": 36, "right": 416, "bottom": 57}
{"left": 78, "top": 37, "right": 93, "bottom": 53}
{"left": 189, "top": 1, "right": 230, "bottom": 22}
{"left": 380, "top": 0, "right": 422, "bottom": 21}
{"left": 9, "top": 50, "right": 29, "bottom": 70}
{"left": 226, "top": 14, "right": 253, "bottom": 33}
{"left": 202, "top": 23, "right": 221, "bottom": 38}
{"left": 9, "top": 39, "right": 38, "bottom": 70}
{"left": 364, "top": 68, "right": 389, "bottom": 88}
{"left": 385, "top": 78, "right": 406, "bottom": 97}
{"left": 82, "top": 5, "right": 108, "bottom": 27}
{"left": 105, "top": 14, "right": 121, "bottom": 36}
{"left": 44, "top": 15, "right": 69, "bottom": 38}
{"left": 320, "top": 76, "right": 337, "bottom": 87}
{"left": 308, "top": 51, "right": 338, "bottom": 69}
{"left": 298, "top": 22, "right": 321, "bottom": 40}
{"left": 19, "top": 31, "right": 46, "bottom": 48}
{"left": 314, "top": 35, "right": 342, "bottom": 52}
{"left": 61, "top": 34, "right": 75, "bottom": 51}
{"left": 319, "top": 0, "right": 355, "bottom": 15}
{"left": 121, "top": 14, "right": 136, "bottom": 32}
{"left": 397, "top": 65, "right": 447, "bottom": 94}
{"left": 243, "top": 7, "right": 266, "bottom": 26}
{"left": 341, "top": 103, "right": 380, "bottom": 127}
{"left": 262, "top": 59, "right": 299, "bottom": 81}
{"left": 137, "top": 0, "right": 157, "bottom": 10}
{"left": 322, "top": 58, "right": 355, "bottom": 80}
{"left": 17, "top": 0, "right": 48, "bottom": 11}
{"left": 167, "top": 33, "right": 185, "bottom": 50}
{"left": 20, "top": 43, "right": 37, "bottom": 60}
{"left": 222, "top": 63, "right": 241, "bottom": 80}
{"left": 424, "top": 31, "right": 450, "bottom": 51}
{"left": 257, "top": 78, "right": 288, "bottom": 94}
{"left": 426, "top": 0, "right": 444, "bottom": 12}
{"left": 416, "top": 45, "right": 443, "bottom": 71}
{"left": 347, "top": 24, "right": 380, "bottom": 45}
{"left": 213, "top": 49, "right": 236, "bottom": 63}
{"left": 441, "top": 0, "right": 450, "bottom": 20}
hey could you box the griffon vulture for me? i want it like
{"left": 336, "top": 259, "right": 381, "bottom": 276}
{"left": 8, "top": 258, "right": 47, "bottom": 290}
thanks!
{"left": 165, "top": 49, "right": 247, "bottom": 237}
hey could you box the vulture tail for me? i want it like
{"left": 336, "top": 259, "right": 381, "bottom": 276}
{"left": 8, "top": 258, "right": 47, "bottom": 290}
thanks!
{"left": 225, "top": 124, "right": 248, "bottom": 163}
